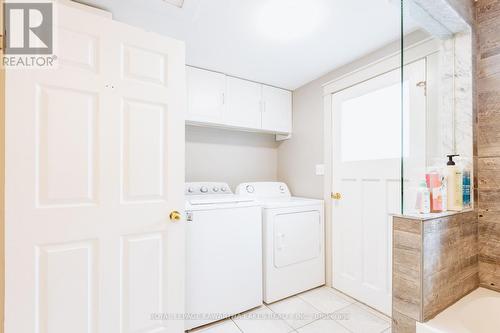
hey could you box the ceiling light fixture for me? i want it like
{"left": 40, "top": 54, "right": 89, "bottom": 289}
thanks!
{"left": 256, "top": 0, "right": 323, "bottom": 42}
{"left": 162, "top": 0, "right": 184, "bottom": 8}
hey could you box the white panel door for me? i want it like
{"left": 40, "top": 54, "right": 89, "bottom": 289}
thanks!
{"left": 5, "top": 4, "right": 186, "bottom": 333}
{"left": 261, "top": 86, "right": 292, "bottom": 134}
{"left": 186, "top": 66, "right": 226, "bottom": 124}
{"left": 331, "top": 60, "right": 426, "bottom": 315}
{"left": 224, "top": 77, "right": 262, "bottom": 129}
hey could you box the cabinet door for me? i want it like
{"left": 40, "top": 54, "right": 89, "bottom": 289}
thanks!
{"left": 225, "top": 77, "right": 262, "bottom": 129}
{"left": 262, "top": 86, "right": 292, "bottom": 133}
{"left": 187, "top": 66, "right": 226, "bottom": 123}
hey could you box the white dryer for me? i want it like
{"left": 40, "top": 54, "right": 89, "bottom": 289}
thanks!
{"left": 236, "top": 182, "right": 325, "bottom": 304}
{"left": 185, "top": 182, "right": 262, "bottom": 330}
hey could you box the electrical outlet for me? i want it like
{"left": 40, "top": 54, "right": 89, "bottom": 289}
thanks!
{"left": 315, "top": 164, "right": 325, "bottom": 176}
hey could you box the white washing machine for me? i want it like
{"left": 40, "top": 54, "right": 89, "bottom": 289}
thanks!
{"left": 185, "top": 182, "right": 262, "bottom": 330}
{"left": 236, "top": 182, "right": 325, "bottom": 304}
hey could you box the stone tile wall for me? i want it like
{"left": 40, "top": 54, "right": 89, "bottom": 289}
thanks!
{"left": 476, "top": 0, "right": 500, "bottom": 292}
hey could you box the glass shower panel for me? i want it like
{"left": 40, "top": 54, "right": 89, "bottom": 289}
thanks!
{"left": 400, "top": 0, "right": 474, "bottom": 215}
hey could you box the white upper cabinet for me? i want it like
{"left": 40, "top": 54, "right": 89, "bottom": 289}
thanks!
{"left": 187, "top": 66, "right": 226, "bottom": 124}
{"left": 186, "top": 66, "right": 292, "bottom": 135}
{"left": 225, "top": 77, "right": 262, "bottom": 129}
{"left": 262, "top": 86, "right": 292, "bottom": 134}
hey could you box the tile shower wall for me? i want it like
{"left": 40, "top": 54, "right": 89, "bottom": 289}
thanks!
{"left": 477, "top": 0, "right": 500, "bottom": 292}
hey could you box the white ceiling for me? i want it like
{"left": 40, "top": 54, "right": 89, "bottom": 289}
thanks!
{"left": 78, "top": 0, "right": 407, "bottom": 90}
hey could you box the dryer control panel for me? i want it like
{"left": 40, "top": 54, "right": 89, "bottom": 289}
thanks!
{"left": 235, "top": 182, "right": 291, "bottom": 197}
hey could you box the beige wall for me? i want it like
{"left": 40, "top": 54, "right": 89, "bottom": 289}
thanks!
{"left": 278, "top": 30, "right": 430, "bottom": 199}
{"left": 186, "top": 125, "right": 279, "bottom": 190}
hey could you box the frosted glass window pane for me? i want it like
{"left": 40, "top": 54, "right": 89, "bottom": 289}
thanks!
{"left": 341, "top": 82, "right": 409, "bottom": 162}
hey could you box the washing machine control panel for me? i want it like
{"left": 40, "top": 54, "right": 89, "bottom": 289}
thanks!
{"left": 185, "top": 182, "right": 232, "bottom": 195}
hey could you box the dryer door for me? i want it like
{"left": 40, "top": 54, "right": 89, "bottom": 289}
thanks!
{"left": 272, "top": 208, "right": 322, "bottom": 268}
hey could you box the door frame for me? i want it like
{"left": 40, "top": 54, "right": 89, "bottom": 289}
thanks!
{"left": 321, "top": 37, "right": 441, "bottom": 290}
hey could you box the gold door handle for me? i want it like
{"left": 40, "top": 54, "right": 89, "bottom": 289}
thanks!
{"left": 331, "top": 192, "right": 342, "bottom": 200}
{"left": 169, "top": 211, "right": 182, "bottom": 222}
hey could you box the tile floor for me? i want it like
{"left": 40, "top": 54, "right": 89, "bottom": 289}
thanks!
{"left": 190, "top": 287, "right": 392, "bottom": 333}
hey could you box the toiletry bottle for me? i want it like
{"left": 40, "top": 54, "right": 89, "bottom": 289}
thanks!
{"left": 415, "top": 180, "right": 431, "bottom": 214}
{"left": 426, "top": 168, "right": 443, "bottom": 213}
{"left": 446, "top": 154, "right": 463, "bottom": 211}
{"left": 462, "top": 161, "right": 472, "bottom": 209}
{"left": 441, "top": 173, "right": 448, "bottom": 212}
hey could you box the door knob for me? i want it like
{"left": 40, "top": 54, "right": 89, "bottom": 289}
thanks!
{"left": 169, "top": 211, "right": 182, "bottom": 222}
{"left": 331, "top": 192, "right": 342, "bottom": 200}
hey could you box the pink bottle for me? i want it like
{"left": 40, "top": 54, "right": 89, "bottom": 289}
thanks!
{"left": 426, "top": 171, "right": 443, "bottom": 213}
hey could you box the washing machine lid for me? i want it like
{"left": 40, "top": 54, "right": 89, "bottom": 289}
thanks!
{"left": 186, "top": 195, "right": 258, "bottom": 211}
{"left": 187, "top": 195, "right": 254, "bottom": 206}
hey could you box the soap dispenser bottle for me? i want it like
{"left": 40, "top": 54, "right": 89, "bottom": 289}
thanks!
{"left": 446, "top": 154, "right": 463, "bottom": 211}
